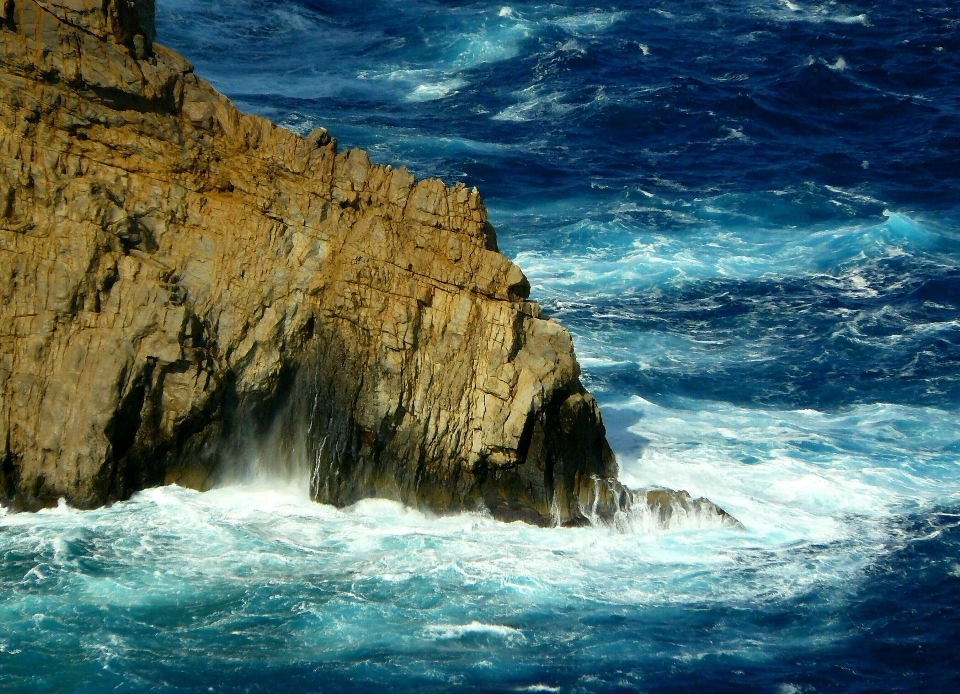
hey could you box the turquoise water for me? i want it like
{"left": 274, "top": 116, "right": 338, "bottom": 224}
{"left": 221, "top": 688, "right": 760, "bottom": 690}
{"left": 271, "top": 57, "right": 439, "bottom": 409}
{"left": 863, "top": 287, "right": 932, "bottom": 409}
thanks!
{"left": 3, "top": 1, "right": 960, "bottom": 690}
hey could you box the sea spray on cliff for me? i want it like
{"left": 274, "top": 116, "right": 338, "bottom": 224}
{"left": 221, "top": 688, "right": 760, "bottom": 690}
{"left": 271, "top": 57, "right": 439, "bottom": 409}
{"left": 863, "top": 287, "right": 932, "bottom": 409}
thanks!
{"left": 576, "top": 475, "right": 740, "bottom": 533}
{"left": 209, "top": 355, "right": 735, "bottom": 534}
{"left": 211, "top": 365, "right": 327, "bottom": 499}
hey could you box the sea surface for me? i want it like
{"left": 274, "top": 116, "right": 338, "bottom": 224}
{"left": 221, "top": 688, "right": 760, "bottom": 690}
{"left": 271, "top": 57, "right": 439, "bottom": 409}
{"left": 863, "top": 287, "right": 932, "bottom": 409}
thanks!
{"left": 3, "top": 1, "right": 960, "bottom": 691}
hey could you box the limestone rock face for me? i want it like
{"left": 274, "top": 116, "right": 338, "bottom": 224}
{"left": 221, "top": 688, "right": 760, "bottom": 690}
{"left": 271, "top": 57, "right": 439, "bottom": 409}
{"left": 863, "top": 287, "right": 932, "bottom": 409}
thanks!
{"left": 0, "top": 0, "right": 733, "bottom": 527}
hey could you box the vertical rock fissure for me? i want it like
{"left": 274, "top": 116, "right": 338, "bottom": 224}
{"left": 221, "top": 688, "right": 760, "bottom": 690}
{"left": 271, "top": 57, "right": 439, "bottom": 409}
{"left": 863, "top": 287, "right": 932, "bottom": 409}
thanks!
{"left": 104, "top": 361, "right": 151, "bottom": 481}
{"left": 1, "top": 427, "right": 17, "bottom": 503}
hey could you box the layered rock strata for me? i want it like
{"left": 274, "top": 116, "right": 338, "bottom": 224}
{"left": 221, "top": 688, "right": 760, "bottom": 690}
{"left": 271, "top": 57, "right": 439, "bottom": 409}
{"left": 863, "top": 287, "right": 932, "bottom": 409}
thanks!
{"left": 0, "top": 0, "right": 735, "bottom": 527}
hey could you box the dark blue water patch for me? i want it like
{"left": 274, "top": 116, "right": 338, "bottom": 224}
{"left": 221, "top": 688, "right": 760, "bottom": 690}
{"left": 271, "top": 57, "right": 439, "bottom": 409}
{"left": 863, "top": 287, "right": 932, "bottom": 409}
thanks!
{"left": 738, "top": 508, "right": 960, "bottom": 694}
{"left": 548, "top": 261, "right": 960, "bottom": 411}
{"left": 156, "top": 0, "right": 960, "bottom": 211}
{"left": 814, "top": 510, "right": 960, "bottom": 692}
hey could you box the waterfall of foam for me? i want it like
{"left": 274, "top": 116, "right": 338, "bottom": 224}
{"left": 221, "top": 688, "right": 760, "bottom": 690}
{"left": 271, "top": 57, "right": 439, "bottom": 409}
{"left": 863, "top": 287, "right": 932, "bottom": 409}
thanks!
{"left": 549, "top": 490, "right": 562, "bottom": 528}
{"left": 309, "top": 435, "right": 327, "bottom": 503}
{"left": 208, "top": 366, "right": 328, "bottom": 500}
{"left": 616, "top": 490, "right": 740, "bottom": 534}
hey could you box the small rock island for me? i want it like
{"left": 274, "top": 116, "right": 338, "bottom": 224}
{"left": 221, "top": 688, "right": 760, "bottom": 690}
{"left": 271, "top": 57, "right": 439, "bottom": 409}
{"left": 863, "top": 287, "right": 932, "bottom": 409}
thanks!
{"left": 0, "top": 0, "right": 733, "bottom": 527}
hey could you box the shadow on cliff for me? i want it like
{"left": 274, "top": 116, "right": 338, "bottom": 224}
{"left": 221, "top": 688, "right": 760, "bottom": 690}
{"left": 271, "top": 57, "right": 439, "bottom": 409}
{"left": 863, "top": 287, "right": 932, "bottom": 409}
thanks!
{"left": 197, "top": 325, "right": 616, "bottom": 527}
{"left": 188, "top": 324, "right": 740, "bottom": 532}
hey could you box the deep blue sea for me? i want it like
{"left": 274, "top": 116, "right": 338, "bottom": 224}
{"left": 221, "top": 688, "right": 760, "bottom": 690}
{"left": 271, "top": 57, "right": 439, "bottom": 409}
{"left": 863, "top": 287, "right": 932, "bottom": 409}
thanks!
{"left": 3, "top": 1, "right": 960, "bottom": 691}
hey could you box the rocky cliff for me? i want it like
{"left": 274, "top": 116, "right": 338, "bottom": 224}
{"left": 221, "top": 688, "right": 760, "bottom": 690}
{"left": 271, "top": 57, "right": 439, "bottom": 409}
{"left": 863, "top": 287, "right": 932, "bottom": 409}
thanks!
{"left": 0, "top": 0, "right": 734, "bottom": 527}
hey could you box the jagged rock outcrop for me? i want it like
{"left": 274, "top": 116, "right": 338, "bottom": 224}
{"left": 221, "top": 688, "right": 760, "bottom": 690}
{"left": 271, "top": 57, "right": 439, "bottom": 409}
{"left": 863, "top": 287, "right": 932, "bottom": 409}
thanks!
{"left": 0, "top": 0, "right": 735, "bottom": 527}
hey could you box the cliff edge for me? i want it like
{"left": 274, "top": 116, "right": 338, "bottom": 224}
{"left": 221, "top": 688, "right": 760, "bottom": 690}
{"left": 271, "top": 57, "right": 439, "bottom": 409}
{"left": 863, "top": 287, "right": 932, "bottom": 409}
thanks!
{"left": 0, "top": 0, "right": 734, "bottom": 527}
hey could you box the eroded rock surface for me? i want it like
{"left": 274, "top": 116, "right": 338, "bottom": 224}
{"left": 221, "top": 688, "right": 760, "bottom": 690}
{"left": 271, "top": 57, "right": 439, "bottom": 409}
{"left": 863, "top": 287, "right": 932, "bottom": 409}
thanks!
{"left": 0, "top": 0, "right": 735, "bottom": 527}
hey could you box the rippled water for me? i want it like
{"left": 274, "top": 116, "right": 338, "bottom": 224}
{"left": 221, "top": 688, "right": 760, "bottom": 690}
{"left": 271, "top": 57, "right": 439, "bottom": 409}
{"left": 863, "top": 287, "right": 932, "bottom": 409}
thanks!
{"left": 3, "top": 1, "right": 959, "bottom": 691}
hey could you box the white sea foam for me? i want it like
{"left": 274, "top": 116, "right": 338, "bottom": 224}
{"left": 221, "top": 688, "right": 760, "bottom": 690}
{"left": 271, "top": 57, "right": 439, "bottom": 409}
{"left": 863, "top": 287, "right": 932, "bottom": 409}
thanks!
{"left": 833, "top": 13, "right": 869, "bottom": 25}
{"left": 765, "top": 1, "right": 870, "bottom": 27}
{"left": 609, "top": 396, "right": 960, "bottom": 546}
{"left": 406, "top": 78, "right": 466, "bottom": 102}
{"left": 449, "top": 13, "right": 532, "bottom": 70}
{"left": 829, "top": 56, "right": 848, "bottom": 71}
{"left": 424, "top": 621, "right": 526, "bottom": 641}
{"left": 578, "top": 356, "right": 633, "bottom": 369}
{"left": 553, "top": 11, "right": 625, "bottom": 36}
{"left": 723, "top": 126, "right": 751, "bottom": 141}
{"left": 493, "top": 86, "right": 575, "bottom": 122}
{"left": 510, "top": 209, "right": 937, "bottom": 297}
{"left": 348, "top": 8, "right": 533, "bottom": 107}
{"left": 1, "top": 413, "right": 951, "bottom": 684}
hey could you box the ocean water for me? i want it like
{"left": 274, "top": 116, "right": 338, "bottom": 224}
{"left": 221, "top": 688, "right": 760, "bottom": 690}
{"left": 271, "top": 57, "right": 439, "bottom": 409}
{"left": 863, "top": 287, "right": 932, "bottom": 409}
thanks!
{"left": 3, "top": 1, "right": 960, "bottom": 691}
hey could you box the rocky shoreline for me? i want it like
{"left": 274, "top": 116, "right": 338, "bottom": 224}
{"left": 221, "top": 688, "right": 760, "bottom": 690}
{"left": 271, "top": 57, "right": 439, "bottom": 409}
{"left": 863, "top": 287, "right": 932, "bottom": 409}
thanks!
{"left": 0, "top": 0, "right": 735, "bottom": 528}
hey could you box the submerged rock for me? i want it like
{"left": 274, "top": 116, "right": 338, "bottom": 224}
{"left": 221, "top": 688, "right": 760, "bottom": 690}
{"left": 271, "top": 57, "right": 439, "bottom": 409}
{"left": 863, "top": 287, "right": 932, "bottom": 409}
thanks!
{"left": 0, "top": 0, "right": 735, "bottom": 528}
